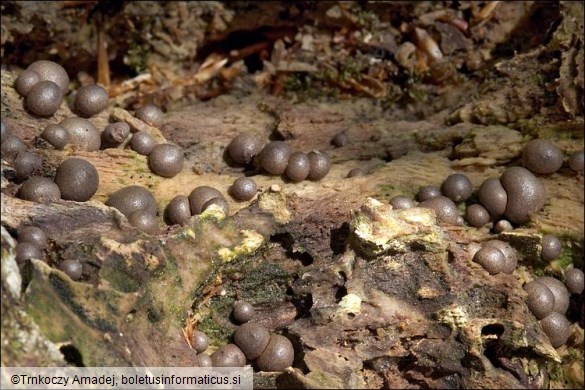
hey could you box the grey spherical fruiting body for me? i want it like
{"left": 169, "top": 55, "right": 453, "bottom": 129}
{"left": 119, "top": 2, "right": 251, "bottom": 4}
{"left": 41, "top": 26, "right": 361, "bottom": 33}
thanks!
{"left": 416, "top": 185, "right": 441, "bottom": 202}
{"left": 230, "top": 177, "right": 257, "bottom": 201}
{"left": 234, "top": 322, "right": 270, "bottom": 360}
{"left": 74, "top": 85, "right": 109, "bottom": 117}
{"left": 286, "top": 152, "right": 310, "bottom": 182}
{"left": 473, "top": 246, "right": 505, "bottom": 275}
{"left": 191, "top": 331, "right": 209, "bottom": 354}
{"left": 59, "top": 259, "right": 82, "bottom": 281}
{"left": 256, "top": 335, "right": 294, "bottom": 372}
{"left": 210, "top": 344, "right": 246, "bottom": 367}
{"left": 535, "top": 276, "right": 570, "bottom": 315}
{"left": 18, "top": 177, "right": 61, "bottom": 203}
{"left": 331, "top": 131, "right": 348, "bottom": 147}
{"left": 522, "top": 139, "right": 563, "bottom": 174}
{"left": 525, "top": 282, "right": 555, "bottom": 320}
{"left": 193, "top": 353, "right": 212, "bottom": 367}
{"left": 135, "top": 104, "right": 164, "bottom": 127}
{"left": 165, "top": 195, "right": 191, "bottom": 225}
{"left": 188, "top": 186, "right": 223, "bottom": 215}
{"left": 419, "top": 196, "right": 459, "bottom": 225}
{"left": 27, "top": 60, "right": 70, "bottom": 95}
{"left": 233, "top": 301, "right": 255, "bottom": 323}
{"left": 389, "top": 195, "right": 415, "bottom": 210}
{"left": 1, "top": 136, "right": 26, "bottom": 163}
{"left": 347, "top": 168, "right": 367, "bottom": 178}
{"left": 478, "top": 177, "right": 507, "bottom": 219}
{"left": 202, "top": 197, "right": 229, "bottom": 215}
{"left": 493, "top": 219, "right": 513, "bottom": 233}
{"left": 41, "top": 124, "right": 69, "bottom": 150}
{"left": 15, "top": 242, "right": 43, "bottom": 265}
{"left": 259, "top": 141, "right": 292, "bottom": 175}
{"left": 102, "top": 122, "right": 130, "bottom": 145}
{"left": 568, "top": 150, "right": 584, "bottom": 173}
{"left": 441, "top": 174, "right": 473, "bottom": 202}
{"left": 564, "top": 268, "right": 584, "bottom": 294}
{"left": 129, "top": 132, "right": 157, "bottom": 155}
{"left": 18, "top": 226, "right": 47, "bottom": 249}
{"left": 227, "top": 133, "right": 263, "bottom": 165}
{"left": 54, "top": 158, "right": 99, "bottom": 202}
{"left": 26, "top": 80, "right": 63, "bottom": 117}
{"left": 541, "top": 235, "right": 561, "bottom": 261}
{"left": 483, "top": 240, "right": 518, "bottom": 274}
{"left": 128, "top": 210, "right": 159, "bottom": 235}
{"left": 105, "top": 185, "right": 158, "bottom": 217}
{"left": 540, "top": 312, "right": 571, "bottom": 348}
{"left": 13, "top": 151, "right": 43, "bottom": 180}
{"left": 59, "top": 117, "right": 101, "bottom": 151}
{"left": 15, "top": 69, "right": 41, "bottom": 97}
{"left": 500, "top": 167, "right": 546, "bottom": 224}
{"left": 148, "top": 144, "right": 184, "bottom": 178}
{"left": 307, "top": 151, "right": 331, "bottom": 180}
{"left": 465, "top": 204, "right": 490, "bottom": 228}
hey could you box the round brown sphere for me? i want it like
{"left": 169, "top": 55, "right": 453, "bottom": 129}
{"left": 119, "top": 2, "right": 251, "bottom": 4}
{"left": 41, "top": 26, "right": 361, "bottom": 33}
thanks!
{"left": 230, "top": 177, "right": 257, "bottom": 201}
{"left": 500, "top": 167, "right": 546, "bottom": 224}
{"left": 420, "top": 196, "right": 459, "bottom": 225}
{"left": 128, "top": 210, "right": 159, "bottom": 235}
{"left": 1, "top": 136, "right": 26, "bottom": 163}
{"left": 256, "top": 335, "right": 294, "bottom": 372}
{"left": 564, "top": 268, "right": 584, "bottom": 294}
{"left": 493, "top": 219, "right": 513, "bottom": 234}
{"left": 18, "top": 226, "right": 47, "bottom": 249}
{"left": 15, "top": 69, "right": 41, "bottom": 97}
{"left": 389, "top": 195, "right": 416, "bottom": 210}
{"left": 233, "top": 301, "right": 255, "bottom": 323}
{"left": 26, "top": 80, "right": 63, "bottom": 117}
{"left": 483, "top": 240, "right": 518, "bottom": 274}
{"left": 526, "top": 282, "right": 555, "bottom": 320}
{"left": 102, "top": 122, "right": 130, "bottom": 145}
{"left": 286, "top": 152, "right": 310, "bottom": 182}
{"left": 465, "top": 204, "right": 490, "bottom": 228}
{"left": 191, "top": 331, "right": 209, "bottom": 354}
{"left": 15, "top": 242, "right": 43, "bottom": 265}
{"left": 59, "top": 259, "right": 82, "bottom": 281}
{"left": 135, "top": 104, "right": 164, "bottom": 127}
{"left": 478, "top": 177, "right": 507, "bottom": 220}
{"left": 27, "top": 60, "right": 69, "bottom": 95}
{"left": 1, "top": 119, "right": 9, "bottom": 143}
{"left": 535, "top": 276, "right": 570, "bottom": 315}
{"left": 13, "top": 151, "right": 43, "bottom": 180}
{"left": 18, "top": 177, "right": 61, "bottom": 203}
{"left": 473, "top": 246, "right": 505, "bottom": 275}
{"left": 331, "top": 131, "right": 348, "bottom": 147}
{"left": 105, "top": 185, "right": 158, "bottom": 217}
{"left": 416, "top": 185, "right": 441, "bottom": 202}
{"left": 74, "top": 85, "right": 108, "bottom": 117}
{"left": 54, "top": 158, "right": 99, "bottom": 202}
{"left": 41, "top": 124, "right": 69, "bottom": 150}
{"left": 202, "top": 196, "right": 229, "bottom": 215}
{"left": 234, "top": 322, "right": 270, "bottom": 360}
{"left": 540, "top": 312, "right": 571, "bottom": 348}
{"left": 347, "top": 168, "right": 367, "bottom": 178}
{"left": 541, "top": 235, "right": 562, "bottom": 261}
{"left": 259, "top": 141, "right": 292, "bottom": 175}
{"left": 148, "top": 144, "right": 184, "bottom": 178}
{"left": 129, "top": 132, "right": 156, "bottom": 156}
{"left": 165, "top": 195, "right": 191, "bottom": 225}
{"left": 189, "top": 186, "right": 223, "bottom": 215}
{"left": 441, "top": 174, "right": 473, "bottom": 202}
{"left": 193, "top": 353, "right": 212, "bottom": 367}
{"left": 522, "top": 139, "right": 563, "bottom": 175}
{"left": 210, "top": 344, "right": 246, "bottom": 367}
{"left": 308, "top": 151, "right": 331, "bottom": 180}
{"left": 228, "top": 133, "right": 263, "bottom": 165}
{"left": 568, "top": 150, "right": 584, "bottom": 173}
{"left": 59, "top": 117, "right": 101, "bottom": 151}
